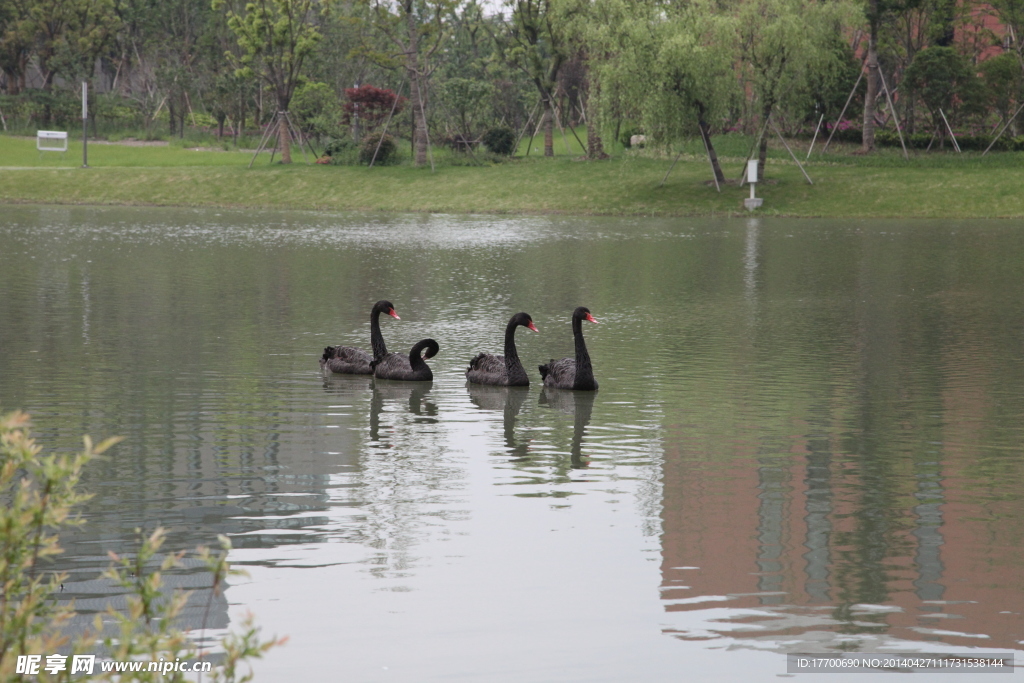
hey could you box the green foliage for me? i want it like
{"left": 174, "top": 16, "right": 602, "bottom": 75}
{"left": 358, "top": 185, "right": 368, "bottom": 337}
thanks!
{"left": 980, "top": 52, "right": 1024, "bottom": 122}
{"left": 213, "top": 0, "right": 328, "bottom": 110}
{"left": 736, "top": 0, "right": 859, "bottom": 117}
{"left": 0, "top": 411, "right": 116, "bottom": 680}
{"left": 437, "top": 77, "right": 493, "bottom": 137}
{"left": 619, "top": 125, "right": 642, "bottom": 148}
{"left": 0, "top": 411, "right": 283, "bottom": 683}
{"left": 321, "top": 137, "right": 358, "bottom": 164}
{"left": 904, "top": 46, "right": 986, "bottom": 126}
{"left": 359, "top": 132, "right": 397, "bottom": 165}
{"left": 481, "top": 126, "right": 516, "bottom": 155}
{"left": 291, "top": 81, "right": 344, "bottom": 139}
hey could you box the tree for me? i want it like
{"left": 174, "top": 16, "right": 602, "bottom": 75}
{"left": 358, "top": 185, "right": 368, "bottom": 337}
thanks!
{"left": 589, "top": 0, "right": 737, "bottom": 180}
{"left": 215, "top": 0, "right": 329, "bottom": 163}
{"left": 19, "top": 0, "right": 121, "bottom": 91}
{"left": 0, "top": 0, "right": 34, "bottom": 94}
{"left": 736, "top": 0, "right": 854, "bottom": 175}
{"left": 495, "top": 0, "right": 581, "bottom": 157}
{"left": 343, "top": 83, "right": 406, "bottom": 138}
{"left": 903, "top": 45, "right": 984, "bottom": 144}
{"left": 980, "top": 52, "right": 1024, "bottom": 136}
{"left": 365, "top": 0, "right": 454, "bottom": 167}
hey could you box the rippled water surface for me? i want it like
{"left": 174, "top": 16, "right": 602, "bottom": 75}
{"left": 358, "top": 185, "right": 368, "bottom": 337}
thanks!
{"left": 2, "top": 206, "right": 1023, "bottom": 680}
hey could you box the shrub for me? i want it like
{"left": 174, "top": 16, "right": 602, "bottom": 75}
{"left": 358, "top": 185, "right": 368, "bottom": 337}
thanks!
{"left": 0, "top": 411, "right": 284, "bottom": 682}
{"left": 619, "top": 126, "right": 643, "bottom": 148}
{"left": 481, "top": 126, "right": 516, "bottom": 155}
{"left": 359, "top": 133, "right": 398, "bottom": 165}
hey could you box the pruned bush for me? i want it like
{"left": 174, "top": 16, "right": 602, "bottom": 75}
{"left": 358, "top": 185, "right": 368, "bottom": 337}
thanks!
{"left": 482, "top": 126, "right": 516, "bottom": 155}
{"left": 359, "top": 133, "right": 398, "bottom": 165}
{"left": 319, "top": 138, "right": 358, "bottom": 165}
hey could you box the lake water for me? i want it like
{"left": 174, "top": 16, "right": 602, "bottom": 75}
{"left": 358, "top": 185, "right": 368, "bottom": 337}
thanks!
{"left": 1, "top": 206, "right": 1022, "bottom": 681}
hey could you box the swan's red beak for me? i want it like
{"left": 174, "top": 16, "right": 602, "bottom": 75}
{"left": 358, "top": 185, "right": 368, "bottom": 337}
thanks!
{"left": 388, "top": 308, "right": 401, "bottom": 320}
{"left": 585, "top": 313, "right": 599, "bottom": 323}
{"left": 527, "top": 322, "right": 539, "bottom": 332}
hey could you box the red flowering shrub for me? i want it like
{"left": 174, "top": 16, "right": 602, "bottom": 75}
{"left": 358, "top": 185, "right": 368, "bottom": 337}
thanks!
{"left": 343, "top": 85, "right": 407, "bottom": 132}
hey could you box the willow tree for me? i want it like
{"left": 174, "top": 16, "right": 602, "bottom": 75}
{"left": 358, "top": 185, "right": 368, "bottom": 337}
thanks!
{"left": 736, "top": 0, "right": 855, "bottom": 175}
{"left": 215, "top": 0, "right": 328, "bottom": 163}
{"left": 589, "top": 0, "right": 737, "bottom": 181}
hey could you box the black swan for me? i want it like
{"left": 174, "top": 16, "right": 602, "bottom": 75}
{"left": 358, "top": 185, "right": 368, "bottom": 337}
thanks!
{"left": 320, "top": 300, "right": 400, "bottom": 374}
{"left": 538, "top": 306, "right": 599, "bottom": 391}
{"left": 372, "top": 338, "right": 439, "bottom": 381}
{"left": 465, "top": 312, "right": 538, "bottom": 386}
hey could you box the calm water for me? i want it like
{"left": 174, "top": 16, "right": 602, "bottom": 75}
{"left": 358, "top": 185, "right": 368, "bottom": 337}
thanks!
{"left": 1, "top": 206, "right": 1023, "bottom": 681}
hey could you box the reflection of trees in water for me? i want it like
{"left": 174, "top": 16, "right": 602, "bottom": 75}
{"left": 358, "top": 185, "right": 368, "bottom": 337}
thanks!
{"left": 359, "top": 380, "right": 460, "bottom": 579}
{"left": 466, "top": 384, "right": 530, "bottom": 460}
{"left": 539, "top": 387, "right": 595, "bottom": 470}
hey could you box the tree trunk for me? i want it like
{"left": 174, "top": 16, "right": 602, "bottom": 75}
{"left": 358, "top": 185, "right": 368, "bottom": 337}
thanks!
{"left": 278, "top": 115, "right": 292, "bottom": 164}
{"left": 168, "top": 99, "right": 177, "bottom": 136}
{"left": 217, "top": 114, "right": 226, "bottom": 139}
{"left": 542, "top": 96, "right": 554, "bottom": 157}
{"left": 409, "top": 72, "right": 428, "bottom": 166}
{"left": 406, "top": 5, "right": 428, "bottom": 167}
{"left": 757, "top": 103, "right": 773, "bottom": 180}
{"left": 697, "top": 108, "right": 724, "bottom": 183}
{"left": 862, "top": 19, "right": 880, "bottom": 152}
{"left": 585, "top": 83, "right": 607, "bottom": 160}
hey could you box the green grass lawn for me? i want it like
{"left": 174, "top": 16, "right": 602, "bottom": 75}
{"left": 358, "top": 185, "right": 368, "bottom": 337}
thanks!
{"left": 2, "top": 132, "right": 1023, "bottom": 217}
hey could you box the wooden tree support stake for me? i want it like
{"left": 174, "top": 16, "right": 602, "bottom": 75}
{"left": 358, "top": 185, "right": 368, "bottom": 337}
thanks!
{"left": 771, "top": 120, "right": 813, "bottom": 185}
{"left": 659, "top": 151, "right": 684, "bottom": 187}
{"left": 806, "top": 114, "right": 824, "bottom": 160}
{"left": 247, "top": 111, "right": 314, "bottom": 168}
{"left": 416, "top": 80, "right": 436, "bottom": 172}
{"left": 369, "top": 81, "right": 405, "bottom": 168}
{"left": 701, "top": 133, "right": 721, "bottom": 193}
{"left": 877, "top": 69, "right": 908, "bottom": 160}
{"left": 514, "top": 100, "right": 541, "bottom": 157}
{"left": 821, "top": 67, "right": 865, "bottom": 154}
{"left": 939, "top": 108, "right": 961, "bottom": 154}
{"left": 982, "top": 101, "right": 1024, "bottom": 156}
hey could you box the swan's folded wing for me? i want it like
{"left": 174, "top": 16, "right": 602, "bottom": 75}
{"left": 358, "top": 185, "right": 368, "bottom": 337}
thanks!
{"left": 467, "top": 353, "right": 505, "bottom": 375}
{"left": 542, "top": 358, "right": 576, "bottom": 388}
{"left": 322, "top": 346, "right": 373, "bottom": 374}
{"left": 372, "top": 352, "right": 412, "bottom": 379}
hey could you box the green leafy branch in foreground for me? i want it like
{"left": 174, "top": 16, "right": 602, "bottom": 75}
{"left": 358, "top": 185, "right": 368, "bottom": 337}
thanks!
{"left": 0, "top": 410, "right": 285, "bottom": 683}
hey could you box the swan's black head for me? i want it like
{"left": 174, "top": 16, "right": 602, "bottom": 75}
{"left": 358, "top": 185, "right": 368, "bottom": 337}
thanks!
{"left": 510, "top": 312, "right": 539, "bottom": 332}
{"left": 572, "top": 306, "right": 599, "bottom": 324}
{"left": 374, "top": 300, "right": 400, "bottom": 320}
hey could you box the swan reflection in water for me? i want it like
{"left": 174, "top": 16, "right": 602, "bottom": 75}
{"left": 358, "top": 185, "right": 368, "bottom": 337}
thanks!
{"left": 321, "top": 373, "right": 374, "bottom": 397}
{"left": 370, "top": 380, "right": 438, "bottom": 441}
{"left": 538, "top": 387, "right": 596, "bottom": 469}
{"left": 466, "top": 384, "right": 531, "bottom": 460}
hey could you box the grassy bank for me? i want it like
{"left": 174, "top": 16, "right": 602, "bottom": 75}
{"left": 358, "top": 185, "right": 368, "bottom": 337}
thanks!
{"left": 2, "top": 133, "right": 1023, "bottom": 217}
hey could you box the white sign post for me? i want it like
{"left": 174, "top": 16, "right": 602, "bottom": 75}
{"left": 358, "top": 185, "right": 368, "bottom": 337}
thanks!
{"left": 744, "top": 159, "right": 762, "bottom": 211}
{"left": 81, "top": 81, "right": 88, "bottom": 168}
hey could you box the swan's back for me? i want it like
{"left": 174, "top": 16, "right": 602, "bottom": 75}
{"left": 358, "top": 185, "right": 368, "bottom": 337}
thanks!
{"left": 321, "top": 346, "right": 373, "bottom": 374}
{"left": 372, "top": 339, "right": 438, "bottom": 381}
{"left": 466, "top": 353, "right": 509, "bottom": 385}
{"left": 539, "top": 358, "right": 576, "bottom": 389}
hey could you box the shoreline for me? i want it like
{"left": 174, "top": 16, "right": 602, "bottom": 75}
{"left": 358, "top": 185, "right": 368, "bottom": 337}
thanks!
{"left": 3, "top": 136, "right": 1024, "bottom": 219}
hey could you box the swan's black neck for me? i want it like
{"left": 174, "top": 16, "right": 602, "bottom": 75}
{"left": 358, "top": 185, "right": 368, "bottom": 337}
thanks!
{"left": 572, "top": 315, "right": 596, "bottom": 390}
{"left": 370, "top": 307, "right": 388, "bottom": 360}
{"left": 409, "top": 339, "right": 439, "bottom": 373}
{"left": 503, "top": 319, "right": 529, "bottom": 384}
